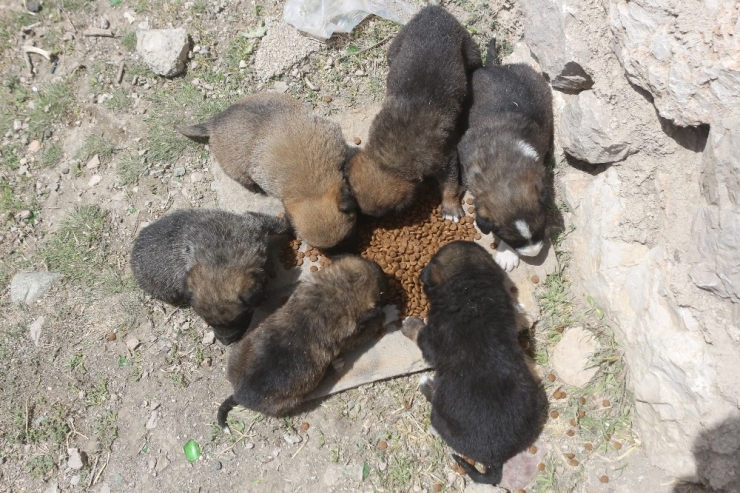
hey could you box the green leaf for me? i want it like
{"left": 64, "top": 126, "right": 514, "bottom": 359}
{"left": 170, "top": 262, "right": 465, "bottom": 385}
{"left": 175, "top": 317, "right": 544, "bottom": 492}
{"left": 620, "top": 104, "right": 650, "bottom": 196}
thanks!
{"left": 118, "top": 355, "right": 131, "bottom": 366}
{"left": 110, "top": 0, "right": 122, "bottom": 6}
{"left": 347, "top": 45, "right": 360, "bottom": 55}
{"left": 362, "top": 461, "right": 370, "bottom": 481}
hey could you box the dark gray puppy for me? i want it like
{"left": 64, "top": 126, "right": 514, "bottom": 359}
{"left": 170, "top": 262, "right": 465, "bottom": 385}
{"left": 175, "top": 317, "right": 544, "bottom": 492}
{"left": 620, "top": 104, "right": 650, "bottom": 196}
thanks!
{"left": 459, "top": 39, "right": 553, "bottom": 272}
{"left": 217, "top": 255, "right": 387, "bottom": 424}
{"left": 131, "top": 209, "right": 288, "bottom": 345}
{"left": 345, "top": 5, "right": 481, "bottom": 220}
{"left": 401, "top": 241, "right": 548, "bottom": 485}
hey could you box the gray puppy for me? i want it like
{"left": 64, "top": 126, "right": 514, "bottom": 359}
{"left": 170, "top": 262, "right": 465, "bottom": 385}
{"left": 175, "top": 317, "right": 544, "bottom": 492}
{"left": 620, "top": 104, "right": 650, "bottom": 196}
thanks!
{"left": 131, "top": 209, "right": 288, "bottom": 345}
{"left": 459, "top": 39, "right": 553, "bottom": 271}
{"left": 217, "top": 255, "right": 387, "bottom": 424}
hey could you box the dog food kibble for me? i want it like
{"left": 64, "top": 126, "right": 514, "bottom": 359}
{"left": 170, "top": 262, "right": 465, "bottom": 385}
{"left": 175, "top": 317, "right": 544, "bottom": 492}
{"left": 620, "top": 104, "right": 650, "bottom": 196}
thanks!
{"left": 565, "top": 453, "right": 575, "bottom": 460}
{"left": 550, "top": 410, "right": 559, "bottom": 419}
{"left": 579, "top": 396, "right": 586, "bottom": 405}
{"left": 354, "top": 137, "right": 362, "bottom": 145}
{"left": 566, "top": 429, "right": 575, "bottom": 437}
{"left": 464, "top": 456, "right": 476, "bottom": 466}
{"left": 510, "top": 286, "right": 518, "bottom": 294}
{"left": 613, "top": 441, "right": 622, "bottom": 450}
{"left": 553, "top": 390, "right": 565, "bottom": 399}
{"left": 605, "top": 433, "right": 612, "bottom": 441}
{"left": 569, "top": 459, "right": 579, "bottom": 467}
{"left": 404, "top": 400, "right": 412, "bottom": 409}
{"left": 537, "top": 462, "right": 546, "bottom": 472}
{"left": 585, "top": 442, "right": 593, "bottom": 451}
{"left": 358, "top": 188, "right": 478, "bottom": 318}
{"left": 577, "top": 410, "right": 586, "bottom": 418}
{"left": 600, "top": 475, "right": 610, "bottom": 483}
{"left": 323, "top": 95, "right": 333, "bottom": 102}
{"left": 548, "top": 373, "right": 556, "bottom": 382}
{"left": 468, "top": 206, "right": 475, "bottom": 214}
{"left": 310, "top": 266, "right": 318, "bottom": 273}
{"left": 377, "top": 440, "right": 388, "bottom": 450}
{"left": 107, "top": 332, "right": 117, "bottom": 341}
{"left": 529, "top": 445, "right": 538, "bottom": 454}
{"left": 300, "top": 422, "right": 310, "bottom": 431}
{"left": 602, "top": 399, "right": 611, "bottom": 407}
{"left": 531, "top": 275, "right": 540, "bottom": 284}
{"left": 570, "top": 418, "right": 578, "bottom": 426}
{"left": 466, "top": 198, "right": 474, "bottom": 205}
{"left": 433, "top": 482, "right": 443, "bottom": 492}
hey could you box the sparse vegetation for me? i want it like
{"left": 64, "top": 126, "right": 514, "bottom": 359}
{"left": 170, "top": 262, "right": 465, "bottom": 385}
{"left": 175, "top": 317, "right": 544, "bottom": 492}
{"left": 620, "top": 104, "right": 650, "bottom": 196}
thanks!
{"left": 41, "top": 142, "right": 63, "bottom": 168}
{"left": 28, "top": 81, "right": 74, "bottom": 139}
{"left": 77, "top": 133, "right": 116, "bottom": 163}
{"left": 117, "top": 152, "right": 145, "bottom": 186}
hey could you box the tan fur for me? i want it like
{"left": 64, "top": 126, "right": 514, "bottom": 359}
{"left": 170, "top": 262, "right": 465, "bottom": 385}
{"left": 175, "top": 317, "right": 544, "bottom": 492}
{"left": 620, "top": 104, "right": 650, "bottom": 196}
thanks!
{"left": 346, "top": 151, "right": 417, "bottom": 217}
{"left": 186, "top": 263, "right": 260, "bottom": 328}
{"left": 177, "top": 93, "right": 355, "bottom": 249}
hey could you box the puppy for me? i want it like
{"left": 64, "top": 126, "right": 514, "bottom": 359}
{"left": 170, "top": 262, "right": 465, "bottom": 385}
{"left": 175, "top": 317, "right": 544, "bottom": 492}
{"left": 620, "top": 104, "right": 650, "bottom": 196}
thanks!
{"left": 176, "top": 93, "right": 356, "bottom": 249}
{"left": 217, "top": 255, "right": 387, "bottom": 424}
{"left": 459, "top": 39, "right": 554, "bottom": 271}
{"left": 130, "top": 209, "right": 288, "bottom": 345}
{"left": 345, "top": 5, "right": 481, "bottom": 220}
{"left": 401, "top": 241, "right": 548, "bottom": 485}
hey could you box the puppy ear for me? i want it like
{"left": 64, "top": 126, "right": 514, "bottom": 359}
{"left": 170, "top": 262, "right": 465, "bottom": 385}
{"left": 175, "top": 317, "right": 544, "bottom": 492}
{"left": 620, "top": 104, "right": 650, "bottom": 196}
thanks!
{"left": 420, "top": 262, "right": 442, "bottom": 288}
{"left": 239, "top": 283, "right": 264, "bottom": 308}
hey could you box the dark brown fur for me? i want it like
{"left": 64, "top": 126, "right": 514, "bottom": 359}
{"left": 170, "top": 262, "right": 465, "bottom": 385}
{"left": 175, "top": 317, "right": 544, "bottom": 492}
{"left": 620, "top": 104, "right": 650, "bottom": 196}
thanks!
{"left": 345, "top": 6, "right": 481, "bottom": 219}
{"left": 218, "top": 256, "right": 387, "bottom": 423}
{"left": 176, "top": 93, "right": 356, "bottom": 249}
{"left": 459, "top": 40, "right": 553, "bottom": 255}
{"left": 401, "top": 241, "right": 548, "bottom": 485}
{"left": 130, "top": 209, "right": 288, "bottom": 345}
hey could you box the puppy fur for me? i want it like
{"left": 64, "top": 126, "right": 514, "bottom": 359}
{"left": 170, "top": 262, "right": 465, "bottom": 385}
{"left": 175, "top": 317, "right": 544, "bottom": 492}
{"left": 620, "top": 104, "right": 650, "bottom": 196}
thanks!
{"left": 176, "top": 93, "right": 356, "bottom": 249}
{"left": 130, "top": 209, "right": 288, "bottom": 345}
{"left": 345, "top": 5, "right": 481, "bottom": 219}
{"left": 401, "top": 241, "right": 548, "bottom": 485}
{"left": 218, "top": 256, "right": 387, "bottom": 424}
{"left": 459, "top": 40, "right": 553, "bottom": 268}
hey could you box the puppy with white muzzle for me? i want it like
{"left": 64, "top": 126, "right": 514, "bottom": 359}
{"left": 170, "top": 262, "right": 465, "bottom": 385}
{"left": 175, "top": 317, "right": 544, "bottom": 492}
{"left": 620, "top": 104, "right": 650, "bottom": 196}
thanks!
{"left": 459, "top": 39, "right": 554, "bottom": 271}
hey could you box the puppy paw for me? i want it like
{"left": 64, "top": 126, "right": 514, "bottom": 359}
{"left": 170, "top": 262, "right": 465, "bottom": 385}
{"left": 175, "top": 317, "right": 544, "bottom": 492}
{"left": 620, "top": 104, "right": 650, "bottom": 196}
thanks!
{"left": 441, "top": 203, "right": 464, "bottom": 223}
{"left": 331, "top": 357, "right": 345, "bottom": 372}
{"left": 381, "top": 304, "right": 400, "bottom": 327}
{"left": 401, "top": 316, "right": 424, "bottom": 342}
{"left": 495, "top": 241, "right": 520, "bottom": 272}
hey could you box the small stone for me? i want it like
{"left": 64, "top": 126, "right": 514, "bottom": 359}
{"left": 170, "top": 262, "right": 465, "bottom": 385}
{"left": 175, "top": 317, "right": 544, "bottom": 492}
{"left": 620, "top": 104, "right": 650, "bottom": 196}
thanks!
{"left": 551, "top": 326, "right": 599, "bottom": 388}
{"left": 10, "top": 272, "right": 60, "bottom": 304}
{"left": 88, "top": 175, "right": 102, "bottom": 187}
{"left": 146, "top": 411, "right": 158, "bottom": 429}
{"left": 28, "top": 140, "right": 41, "bottom": 153}
{"left": 238, "top": 60, "right": 248, "bottom": 69}
{"left": 602, "top": 399, "right": 611, "bottom": 407}
{"left": 353, "top": 137, "right": 361, "bottom": 145}
{"left": 101, "top": 18, "right": 110, "bottom": 29}
{"left": 44, "top": 129, "right": 52, "bottom": 139}
{"left": 355, "top": 70, "right": 365, "bottom": 76}
{"left": 136, "top": 28, "right": 190, "bottom": 77}
{"left": 202, "top": 331, "right": 215, "bottom": 345}
{"left": 18, "top": 210, "right": 32, "bottom": 220}
{"left": 212, "top": 460, "right": 222, "bottom": 470}
{"left": 126, "top": 337, "right": 140, "bottom": 351}
{"left": 200, "top": 357, "right": 212, "bottom": 367}
{"left": 322, "top": 95, "right": 332, "bottom": 103}
{"left": 67, "top": 448, "right": 86, "bottom": 470}
{"left": 174, "top": 167, "right": 186, "bottom": 177}
{"left": 29, "top": 316, "right": 45, "bottom": 346}
{"left": 86, "top": 154, "right": 100, "bottom": 169}
{"left": 190, "top": 172, "right": 204, "bottom": 183}
{"left": 283, "top": 433, "right": 302, "bottom": 445}
{"left": 60, "top": 164, "right": 70, "bottom": 174}
{"left": 26, "top": 1, "right": 41, "bottom": 12}
{"left": 107, "top": 332, "right": 117, "bottom": 341}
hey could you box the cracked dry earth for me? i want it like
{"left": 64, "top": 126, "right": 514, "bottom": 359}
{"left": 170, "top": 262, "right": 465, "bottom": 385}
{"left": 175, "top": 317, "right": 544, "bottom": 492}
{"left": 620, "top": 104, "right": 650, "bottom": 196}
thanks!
{"left": 0, "top": 0, "right": 682, "bottom": 492}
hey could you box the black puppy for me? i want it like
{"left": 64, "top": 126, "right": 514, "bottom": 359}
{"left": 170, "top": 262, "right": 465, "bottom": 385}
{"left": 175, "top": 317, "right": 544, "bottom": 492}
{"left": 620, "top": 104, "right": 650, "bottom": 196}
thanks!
{"left": 401, "top": 241, "right": 548, "bottom": 484}
{"left": 459, "top": 39, "right": 553, "bottom": 271}
{"left": 131, "top": 209, "right": 288, "bottom": 345}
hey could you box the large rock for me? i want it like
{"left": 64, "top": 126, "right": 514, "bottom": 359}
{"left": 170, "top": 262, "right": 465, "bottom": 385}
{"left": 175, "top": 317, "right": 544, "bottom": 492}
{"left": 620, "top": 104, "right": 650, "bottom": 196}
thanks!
{"left": 136, "top": 28, "right": 189, "bottom": 77}
{"left": 10, "top": 271, "right": 60, "bottom": 304}
{"left": 551, "top": 326, "right": 599, "bottom": 387}
{"left": 559, "top": 90, "right": 633, "bottom": 164}
{"left": 254, "top": 18, "right": 322, "bottom": 81}
{"left": 519, "top": 0, "right": 594, "bottom": 91}
{"left": 690, "top": 118, "right": 740, "bottom": 306}
{"left": 608, "top": 0, "right": 740, "bottom": 126}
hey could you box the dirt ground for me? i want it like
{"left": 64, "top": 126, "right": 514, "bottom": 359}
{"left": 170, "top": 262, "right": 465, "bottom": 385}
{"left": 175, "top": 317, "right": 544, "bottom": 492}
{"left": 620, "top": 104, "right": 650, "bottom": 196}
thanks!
{"left": 0, "top": 0, "right": 692, "bottom": 492}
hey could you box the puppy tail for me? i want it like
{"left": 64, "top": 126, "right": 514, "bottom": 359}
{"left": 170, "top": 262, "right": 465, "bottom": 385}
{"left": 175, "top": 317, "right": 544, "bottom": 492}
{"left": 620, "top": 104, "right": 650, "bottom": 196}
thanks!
{"left": 217, "top": 394, "right": 237, "bottom": 432}
{"left": 452, "top": 455, "right": 502, "bottom": 485}
{"left": 486, "top": 38, "right": 499, "bottom": 66}
{"left": 175, "top": 123, "right": 210, "bottom": 139}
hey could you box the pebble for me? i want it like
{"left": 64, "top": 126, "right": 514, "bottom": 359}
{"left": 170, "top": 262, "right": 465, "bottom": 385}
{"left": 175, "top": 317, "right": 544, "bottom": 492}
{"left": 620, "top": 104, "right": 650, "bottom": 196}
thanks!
{"left": 283, "top": 433, "right": 302, "bottom": 445}
{"left": 190, "top": 172, "right": 204, "bottom": 183}
{"left": 174, "top": 167, "right": 186, "bottom": 177}
{"left": 86, "top": 154, "right": 100, "bottom": 169}
{"left": 202, "top": 331, "right": 215, "bottom": 345}
{"left": 238, "top": 60, "right": 248, "bottom": 69}
{"left": 26, "top": 1, "right": 41, "bottom": 12}
{"left": 355, "top": 69, "right": 365, "bottom": 76}
{"left": 322, "top": 95, "right": 332, "bottom": 102}
{"left": 212, "top": 460, "right": 222, "bottom": 471}
{"left": 107, "top": 332, "right": 117, "bottom": 341}
{"left": 126, "top": 337, "right": 140, "bottom": 351}
{"left": 88, "top": 175, "right": 102, "bottom": 187}
{"left": 146, "top": 411, "right": 158, "bottom": 429}
{"left": 67, "top": 448, "right": 85, "bottom": 470}
{"left": 18, "top": 210, "right": 32, "bottom": 220}
{"left": 28, "top": 140, "right": 41, "bottom": 152}
{"left": 353, "top": 137, "right": 361, "bottom": 145}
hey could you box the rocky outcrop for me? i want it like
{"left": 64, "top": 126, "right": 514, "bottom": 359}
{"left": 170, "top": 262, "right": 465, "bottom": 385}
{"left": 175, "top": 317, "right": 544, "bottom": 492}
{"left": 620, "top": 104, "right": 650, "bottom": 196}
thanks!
{"left": 608, "top": 0, "right": 740, "bottom": 126}
{"left": 519, "top": 0, "right": 594, "bottom": 91}
{"left": 559, "top": 90, "right": 633, "bottom": 164}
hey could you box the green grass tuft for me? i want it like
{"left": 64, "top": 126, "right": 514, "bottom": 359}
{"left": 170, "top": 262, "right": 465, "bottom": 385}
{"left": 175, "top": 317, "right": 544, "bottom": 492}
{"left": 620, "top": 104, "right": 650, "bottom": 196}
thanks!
{"left": 28, "top": 80, "right": 74, "bottom": 139}
{"left": 117, "top": 153, "right": 145, "bottom": 186}
{"left": 77, "top": 133, "right": 116, "bottom": 163}
{"left": 41, "top": 142, "right": 64, "bottom": 168}
{"left": 121, "top": 31, "right": 137, "bottom": 52}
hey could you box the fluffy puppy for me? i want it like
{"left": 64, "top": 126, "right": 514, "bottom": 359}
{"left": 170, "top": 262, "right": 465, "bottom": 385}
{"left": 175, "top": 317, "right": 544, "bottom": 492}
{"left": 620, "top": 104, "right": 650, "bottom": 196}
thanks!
{"left": 131, "top": 209, "right": 288, "bottom": 345}
{"left": 401, "top": 241, "right": 548, "bottom": 485}
{"left": 345, "top": 5, "right": 481, "bottom": 220}
{"left": 459, "top": 39, "right": 553, "bottom": 271}
{"left": 217, "top": 256, "right": 387, "bottom": 424}
{"left": 176, "top": 93, "right": 356, "bottom": 249}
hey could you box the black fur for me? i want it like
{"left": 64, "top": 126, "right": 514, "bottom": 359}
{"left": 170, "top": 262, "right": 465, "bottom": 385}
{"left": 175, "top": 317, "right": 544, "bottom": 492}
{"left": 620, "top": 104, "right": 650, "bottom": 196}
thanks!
{"left": 407, "top": 241, "right": 548, "bottom": 485}
{"left": 459, "top": 39, "right": 553, "bottom": 255}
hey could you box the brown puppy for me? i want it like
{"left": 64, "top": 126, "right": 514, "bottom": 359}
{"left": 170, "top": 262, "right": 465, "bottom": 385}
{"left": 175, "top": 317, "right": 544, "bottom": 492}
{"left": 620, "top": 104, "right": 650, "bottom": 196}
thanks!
{"left": 345, "top": 5, "right": 481, "bottom": 220}
{"left": 217, "top": 256, "right": 387, "bottom": 424}
{"left": 459, "top": 39, "right": 554, "bottom": 271}
{"left": 401, "top": 241, "right": 548, "bottom": 485}
{"left": 176, "top": 93, "right": 356, "bottom": 249}
{"left": 131, "top": 209, "right": 288, "bottom": 345}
